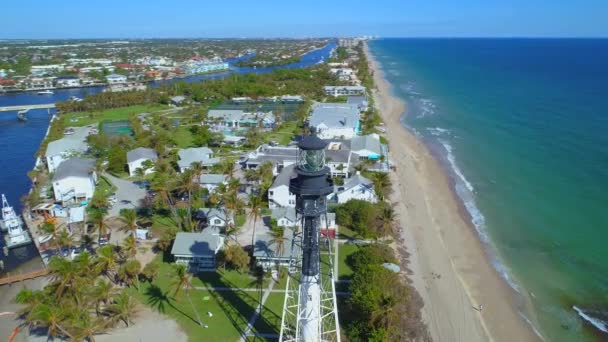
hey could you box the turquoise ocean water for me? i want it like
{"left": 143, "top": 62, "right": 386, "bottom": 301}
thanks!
{"left": 370, "top": 38, "right": 608, "bottom": 341}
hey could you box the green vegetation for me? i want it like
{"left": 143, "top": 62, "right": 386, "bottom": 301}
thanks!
{"left": 335, "top": 199, "right": 396, "bottom": 239}
{"left": 263, "top": 121, "right": 298, "bottom": 145}
{"left": 337, "top": 243, "right": 360, "bottom": 280}
{"left": 173, "top": 125, "right": 195, "bottom": 148}
{"left": 62, "top": 105, "right": 167, "bottom": 127}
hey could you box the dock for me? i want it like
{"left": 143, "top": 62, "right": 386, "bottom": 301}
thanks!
{"left": 0, "top": 269, "right": 48, "bottom": 286}
{"left": 0, "top": 104, "right": 56, "bottom": 112}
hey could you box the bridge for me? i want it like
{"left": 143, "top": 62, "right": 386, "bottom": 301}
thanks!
{"left": 0, "top": 269, "right": 49, "bottom": 286}
{"left": 0, "top": 103, "right": 56, "bottom": 112}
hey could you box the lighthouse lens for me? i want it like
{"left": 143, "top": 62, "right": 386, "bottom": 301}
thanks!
{"left": 299, "top": 149, "right": 325, "bottom": 172}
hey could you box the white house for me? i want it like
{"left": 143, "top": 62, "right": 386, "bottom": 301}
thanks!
{"left": 195, "top": 208, "right": 233, "bottom": 229}
{"left": 330, "top": 173, "right": 378, "bottom": 204}
{"left": 271, "top": 207, "right": 337, "bottom": 237}
{"left": 46, "top": 137, "right": 89, "bottom": 173}
{"left": 207, "top": 109, "right": 275, "bottom": 129}
{"left": 197, "top": 174, "right": 228, "bottom": 192}
{"left": 177, "top": 147, "right": 219, "bottom": 172}
{"left": 268, "top": 164, "right": 296, "bottom": 209}
{"left": 126, "top": 147, "right": 158, "bottom": 177}
{"left": 52, "top": 158, "right": 97, "bottom": 204}
{"left": 105, "top": 74, "right": 127, "bottom": 84}
{"left": 324, "top": 86, "right": 366, "bottom": 97}
{"left": 55, "top": 77, "right": 81, "bottom": 88}
{"left": 171, "top": 230, "right": 224, "bottom": 272}
{"left": 350, "top": 134, "right": 384, "bottom": 161}
{"left": 309, "top": 103, "right": 360, "bottom": 139}
{"left": 253, "top": 229, "right": 294, "bottom": 270}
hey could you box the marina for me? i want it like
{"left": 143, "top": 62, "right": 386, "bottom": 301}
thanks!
{"left": 0, "top": 194, "right": 32, "bottom": 249}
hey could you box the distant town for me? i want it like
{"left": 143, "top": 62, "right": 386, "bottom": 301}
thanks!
{"left": 0, "top": 39, "right": 331, "bottom": 93}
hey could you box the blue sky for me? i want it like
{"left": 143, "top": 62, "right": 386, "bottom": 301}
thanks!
{"left": 1, "top": 0, "right": 607, "bottom": 38}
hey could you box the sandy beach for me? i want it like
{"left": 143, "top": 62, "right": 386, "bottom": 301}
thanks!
{"left": 364, "top": 42, "right": 540, "bottom": 342}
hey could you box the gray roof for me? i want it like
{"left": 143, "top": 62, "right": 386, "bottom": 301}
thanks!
{"left": 53, "top": 158, "right": 95, "bottom": 181}
{"left": 347, "top": 96, "right": 368, "bottom": 105}
{"left": 178, "top": 147, "right": 214, "bottom": 169}
{"left": 198, "top": 174, "right": 228, "bottom": 185}
{"left": 171, "top": 230, "right": 221, "bottom": 257}
{"left": 46, "top": 136, "right": 88, "bottom": 157}
{"left": 339, "top": 174, "right": 374, "bottom": 192}
{"left": 196, "top": 208, "right": 230, "bottom": 222}
{"left": 253, "top": 229, "right": 294, "bottom": 259}
{"left": 270, "top": 164, "right": 296, "bottom": 188}
{"left": 208, "top": 109, "right": 245, "bottom": 122}
{"left": 271, "top": 207, "right": 297, "bottom": 223}
{"left": 127, "top": 147, "right": 157, "bottom": 163}
{"left": 350, "top": 134, "right": 382, "bottom": 155}
{"left": 324, "top": 85, "right": 365, "bottom": 91}
{"left": 310, "top": 103, "right": 360, "bottom": 129}
{"left": 171, "top": 96, "right": 186, "bottom": 103}
{"left": 245, "top": 145, "right": 297, "bottom": 166}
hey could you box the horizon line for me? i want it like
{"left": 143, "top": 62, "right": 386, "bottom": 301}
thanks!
{"left": 1, "top": 36, "right": 607, "bottom": 41}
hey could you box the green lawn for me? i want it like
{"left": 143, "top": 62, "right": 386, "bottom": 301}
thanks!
{"left": 192, "top": 268, "right": 269, "bottom": 289}
{"left": 337, "top": 226, "right": 360, "bottom": 240}
{"left": 95, "top": 175, "right": 116, "bottom": 197}
{"left": 173, "top": 125, "right": 195, "bottom": 148}
{"left": 133, "top": 258, "right": 283, "bottom": 342}
{"left": 337, "top": 243, "right": 360, "bottom": 280}
{"left": 63, "top": 104, "right": 168, "bottom": 127}
{"left": 264, "top": 122, "right": 298, "bottom": 145}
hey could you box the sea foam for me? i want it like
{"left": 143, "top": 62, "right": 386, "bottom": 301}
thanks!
{"left": 573, "top": 306, "right": 608, "bottom": 333}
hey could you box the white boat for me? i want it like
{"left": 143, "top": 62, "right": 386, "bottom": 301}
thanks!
{"left": 0, "top": 194, "right": 32, "bottom": 249}
{"left": 37, "top": 90, "right": 54, "bottom": 95}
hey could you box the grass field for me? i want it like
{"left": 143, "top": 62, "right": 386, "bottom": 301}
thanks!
{"left": 264, "top": 122, "right": 298, "bottom": 145}
{"left": 63, "top": 105, "right": 168, "bottom": 127}
{"left": 173, "top": 125, "right": 195, "bottom": 148}
{"left": 337, "top": 243, "right": 360, "bottom": 280}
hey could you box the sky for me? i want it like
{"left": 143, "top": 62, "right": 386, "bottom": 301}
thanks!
{"left": 1, "top": 0, "right": 607, "bottom": 39}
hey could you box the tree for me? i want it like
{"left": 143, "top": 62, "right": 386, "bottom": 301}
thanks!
{"left": 28, "top": 303, "right": 73, "bottom": 339}
{"left": 170, "top": 264, "right": 203, "bottom": 327}
{"left": 107, "top": 290, "right": 138, "bottom": 327}
{"left": 377, "top": 203, "right": 397, "bottom": 238}
{"left": 118, "top": 208, "right": 138, "bottom": 236}
{"left": 92, "top": 279, "right": 116, "bottom": 316}
{"left": 122, "top": 234, "right": 137, "bottom": 259}
{"left": 141, "top": 262, "right": 160, "bottom": 283}
{"left": 218, "top": 244, "right": 250, "bottom": 272}
{"left": 248, "top": 194, "right": 264, "bottom": 249}
{"left": 95, "top": 244, "right": 120, "bottom": 282}
{"left": 117, "top": 259, "right": 141, "bottom": 289}
{"left": 89, "top": 210, "right": 110, "bottom": 240}
{"left": 269, "top": 225, "right": 287, "bottom": 257}
{"left": 335, "top": 199, "right": 379, "bottom": 238}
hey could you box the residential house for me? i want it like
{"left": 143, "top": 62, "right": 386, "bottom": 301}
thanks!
{"left": 171, "top": 230, "right": 224, "bottom": 272}
{"left": 170, "top": 96, "right": 186, "bottom": 106}
{"left": 52, "top": 158, "right": 97, "bottom": 204}
{"left": 347, "top": 95, "right": 369, "bottom": 112}
{"left": 105, "top": 74, "right": 127, "bottom": 84}
{"left": 350, "top": 134, "right": 384, "bottom": 161}
{"left": 329, "top": 173, "right": 378, "bottom": 204}
{"left": 268, "top": 164, "right": 296, "bottom": 209}
{"left": 55, "top": 77, "right": 81, "bottom": 88}
{"left": 195, "top": 208, "right": 233, "bottom": 229}
{"left": 126, "top": 147, "right": 158, "bottom": 177}
{"left": 197, "top": 174, "right": 228, "bottom": 192}
{"left": 24, "top": 77, "right": 54, "bottom": 89}
{"left": 177, "top": 147, "right": 220, "bottom": 172}
{"left": 45, "top": 126, "right": 91, "bottom": 173}
{"left": 253, "top": 228, "right": 294, "bottom": 270}
{"left": 324, "top": 86, "right": 366, "bottom": 97}
{"left": 207, "top": 109, "right": 275, "bottom": 130}
{"left": 271, "top": 207, "right": 337, "bottom": 237}
{"left": 309, "top": 103, "right": 360, "bottom": 139}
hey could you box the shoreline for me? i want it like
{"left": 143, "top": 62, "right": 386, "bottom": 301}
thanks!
{"left": 364, "top": 41, "right": 540, "bottom": 341}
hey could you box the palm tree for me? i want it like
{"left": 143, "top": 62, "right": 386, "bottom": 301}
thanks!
{"left": 190, "top": 161, "right": 205, "bottom": 184}
{"left": 29, "top": 303, "right": 73, "bottom": 339}
{"left": 70, "top": 310, "right": 106, "bottom": 342}
{"left": 269, "top": 226, "right": 287, "bottom": 257}
{"left": 92, "top": 279, "right": 115, "bottom": 316}
{"left": 122, "top": 234, "right": 137, "bottom": 259}
{"left": 107, "top": 290, "right": 138, "bottom": 327}
{"left": 248, "top": 194, "right": 264, "bottom": 249}
{"left": 56, "top": 229, "right": 75, "bottom": 252}
{"left": 95, "top": 244, "right": 120, "bottom": 282}
{"left": 377, "top": 203, "right": 397, "bottom": 238}
{"left": 176, "top": 169, "right": 197, "bottom": 227}
{"left": 118, "top": 208, "right": 138, "bottom": 236}
{"left": 170, "top": 264, "right": 203, "bottom": 327}
{"left": 89, "top": 210, "right": 110, "bottom": 241}
{"left": 47, "top": 257, "right": 80, "bottom": 300}
{"left": 117, "top": 259, "right": 141, "bottom": 289}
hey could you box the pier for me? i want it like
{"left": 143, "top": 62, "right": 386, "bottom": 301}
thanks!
{"left": 0, "top": 104, "right": 56, "bottom": 112}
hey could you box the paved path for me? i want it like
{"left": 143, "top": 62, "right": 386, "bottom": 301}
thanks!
{"left": 240, "top": 279, "right": 276, "bottom": 342}
{"left": 104, "top": 173, "right": 146, "bottom": 217}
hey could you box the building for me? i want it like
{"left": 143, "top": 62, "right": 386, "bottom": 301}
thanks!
{"left": 324, "top": 86, "right": 366, "bottom": 97}
{"left": 309, "top": 103, "right": 360, "bottom": 139}
{"left": 52, "top": 158, "right": 97, "bottom": 204}
{"left": 177, "top": 147, "right": 220, "bottom": 172}
{"left": 329, "top": 173, "right": 378, "bottom": 204}
{"left": 46, "top": 137, "right": 89, "bottom": 173}
{"left": 105, "top": 74, "right": 127, "bottom": 84}
{"left": 195, "top": 208, "right": 233, "bottom": 229}
{"left": 31, "top": 64, "right": 65, "bottom": 76}
{"left": 181, "top": 57, "right": 229, "bottom": 74}
{"left": 271, "top": 207, "right": 337, "bottom": 237}
{"left": 268, "top": 164, "right": 296, "bottom": 209}
{"left": 55, "top": 76, "right": 81, "bottom": 88}
{"left": 338, "top": 38, "right": 359, "bottom": 48}
{"left": 171, "top": 96, "right": 186, "bottom": 106}
{"left": 253, "top": 228, "right": 294, "bottom": 270}
{"left": 347, "top": 95, "right": 369, "bottom": 112}
{"left": 126, "top": 147, "right": 158, "bottom": 177}
{"left": 24, "top": 77, "right": 54, "bottom": 89}
{"left": 207, "top": 109, "right": 275, "bottom": 129}
{"left": 350, "top": 134, "right": 384, "bottom": 160}
{"left": 171, "top": 230, "right": 224, "bottom": 272}
{"left": 197, "top": 174, "right": 228, "bottom": 192}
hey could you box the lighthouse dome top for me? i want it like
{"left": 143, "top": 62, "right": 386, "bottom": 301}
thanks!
{"left": 298, "top": 134, "right": 327, "bottom": 151}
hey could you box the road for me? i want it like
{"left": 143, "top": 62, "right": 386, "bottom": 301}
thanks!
{"left": 104, "top": 174, "right": 147, "bottom": 217}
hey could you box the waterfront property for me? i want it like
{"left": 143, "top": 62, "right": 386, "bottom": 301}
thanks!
{"left": 52, "top": 158, "right": 97, "bottom": 204}
{"left": 207, "top": 109, "right": 275, "bottom": 130}
{"left": 45, "top": 126, "right": 91, "bottom": 173}
{"left": 177, "top": 147, "right": 219, "bottom": 172}
{"left": 126, "top": 147, "right": 158, "bottom": 177}
{"left": 329, "top": 173, "right": 377, "bottom": 204}
{"left": 347, "top": 95, "right": 369, "bottom": 112}
{"left": 350, "top": 134, "right": 384, "bottom": 160}
{"left": 55, "top": 76, "right": 81, "bottom": 88}
{"left": 180, "top": 57, "right": 229, "bottom": 75}
{"left": 324, "top": 85, "right": 366, "bottom": 97}
{"left": 171, "top": 230, "right": 224, "bottom": 271}
{"left": 105, "top": 73, "right": 128, "bottom": 84}
{"left": 309, "top": 103, "right": 360, "bottom": 139}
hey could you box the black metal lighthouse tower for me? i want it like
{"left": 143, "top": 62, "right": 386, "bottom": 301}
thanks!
{"left": 287, "top": 133, "right": 335, "bottom": 341}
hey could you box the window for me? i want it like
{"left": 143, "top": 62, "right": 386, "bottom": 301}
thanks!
{"left": 269, "top": 191, "right": 274, "bottom": 196}
{"left": 214, "top": 219, "right": 222, "bottom": 225}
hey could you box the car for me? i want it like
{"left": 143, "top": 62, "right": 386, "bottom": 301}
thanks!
{"left": 70, "top": 247, "right": 82, "bottom": 260}
{"left": 98, "top": 236, "right": 109, "bottom": 246}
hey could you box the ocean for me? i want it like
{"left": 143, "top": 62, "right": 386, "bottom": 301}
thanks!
{"left": 369, "top": 38, "right": 608, "bottom": 341}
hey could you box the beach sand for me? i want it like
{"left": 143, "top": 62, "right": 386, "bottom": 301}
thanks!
{"left": 364, "top": 42, "right": 540, "bottom": 342}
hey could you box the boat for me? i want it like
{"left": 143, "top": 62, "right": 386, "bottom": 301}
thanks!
{"left": 17, "top": 109, "right": 28, "bottom": 122}
{"left": 0, "top": 194, "right": 32, "bottom": 249}
{"left": 37, "top": 90, "right": 54, "bottom": 95}
{"left": 69, "top": 96, "right": 83, "bottom": 102}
